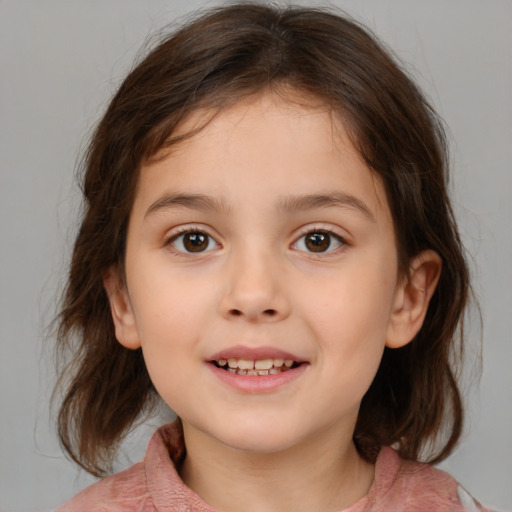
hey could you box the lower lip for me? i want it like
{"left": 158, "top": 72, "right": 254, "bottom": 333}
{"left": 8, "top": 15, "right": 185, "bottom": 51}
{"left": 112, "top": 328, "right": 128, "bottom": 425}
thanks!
{"left": 207, "top": 363, "right": 308, "bottom": 393}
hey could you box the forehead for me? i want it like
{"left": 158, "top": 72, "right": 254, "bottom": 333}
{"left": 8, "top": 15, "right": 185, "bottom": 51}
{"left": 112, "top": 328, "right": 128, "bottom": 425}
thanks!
{"left": 135, "top": 91, "right": 390, "bottom": 223}
{"left": 148, "top": 88, "right": 349, "bottom": 165}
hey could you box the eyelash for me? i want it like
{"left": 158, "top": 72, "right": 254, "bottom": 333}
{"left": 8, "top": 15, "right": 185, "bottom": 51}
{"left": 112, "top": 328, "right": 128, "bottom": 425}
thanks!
{"left": 292, "top": 228, "right": 347, "bottom": 255}
{"left": 165, "top": 227, "right": 347, "bottom": 255}
{"left": 166, "top": 226, "right": 220, "bottom": 255}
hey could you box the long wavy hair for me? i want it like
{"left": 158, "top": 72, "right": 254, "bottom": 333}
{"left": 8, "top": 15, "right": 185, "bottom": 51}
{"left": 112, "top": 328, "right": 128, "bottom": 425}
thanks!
{"left": 54, "top": 3, "right": 471, "bottom": 476}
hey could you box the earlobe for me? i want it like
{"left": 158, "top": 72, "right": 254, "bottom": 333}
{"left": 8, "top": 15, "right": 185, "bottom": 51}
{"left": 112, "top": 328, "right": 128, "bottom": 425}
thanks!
{"left": 103, "top": 267, "right": 141, "bottom": 350}
{"left": 386, "top": 250, "right": 442, "bottom": 349}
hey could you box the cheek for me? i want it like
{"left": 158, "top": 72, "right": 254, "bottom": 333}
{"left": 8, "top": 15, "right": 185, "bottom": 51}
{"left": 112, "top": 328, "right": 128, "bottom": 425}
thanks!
{"left": 129, "top": 262, "right": 217, "bottom": 339}
{"left": 305, "top": 270, "right": 396, "bottom": 341}
{"left": 133, "top": 276, "right": 209, "bottom": 408}
{"left": 300, "top": 261, "right": 397, "bottom": 382}
{"left": 311, "top": 291, "right": 389, "bottom": 408}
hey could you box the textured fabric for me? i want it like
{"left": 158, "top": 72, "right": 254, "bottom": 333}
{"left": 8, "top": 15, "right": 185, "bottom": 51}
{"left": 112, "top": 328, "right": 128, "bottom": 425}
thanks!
{"left": 57, "top": 422, "right": 491, "bottom": 512}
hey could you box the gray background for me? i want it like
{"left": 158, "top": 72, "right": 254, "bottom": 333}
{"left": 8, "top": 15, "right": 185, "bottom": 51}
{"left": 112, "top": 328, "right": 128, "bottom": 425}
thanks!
{"left": 1, "top": 0, "right": 511, "bottom": 510}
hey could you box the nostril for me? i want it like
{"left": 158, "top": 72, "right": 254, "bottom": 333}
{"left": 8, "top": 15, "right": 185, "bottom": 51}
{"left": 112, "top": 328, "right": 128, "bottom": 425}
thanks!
{"left": 228, "top": 308, "right": 277, "bottom": 317}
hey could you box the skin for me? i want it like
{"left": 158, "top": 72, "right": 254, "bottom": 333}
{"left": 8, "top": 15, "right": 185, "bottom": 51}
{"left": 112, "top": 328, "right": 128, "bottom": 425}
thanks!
{"left": 105, "top": 91, "right": 441, "bottom": 512}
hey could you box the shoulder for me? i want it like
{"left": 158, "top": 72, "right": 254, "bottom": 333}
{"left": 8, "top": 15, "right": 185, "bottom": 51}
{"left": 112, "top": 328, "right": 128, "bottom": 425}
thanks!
{"left": 364, "top": 447, "right": 492, "bottom": 512}
{"left": 54, "top": 423, "right": 174, "bottom": 512}
{"left": 55, "top": 422, "right": 213, "bottom": 512}
{"left": 55, "top": 461, "right": 153, "bottom": 512}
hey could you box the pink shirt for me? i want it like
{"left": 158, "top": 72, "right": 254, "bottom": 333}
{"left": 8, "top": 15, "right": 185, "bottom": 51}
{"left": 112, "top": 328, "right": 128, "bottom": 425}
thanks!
{"left": 57, "top": 422, "right": 490, "bottom": 511}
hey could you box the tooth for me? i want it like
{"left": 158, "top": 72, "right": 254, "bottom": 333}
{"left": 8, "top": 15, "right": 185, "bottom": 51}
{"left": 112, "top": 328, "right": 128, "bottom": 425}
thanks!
{"left": 255, "top": 359, "right": 273, "bottom": 370}
{"left": 228, "top": 368, "right": 237, "bottom": 373}
{"left": 273, "top": 358, "right": 284, "bottom": 367}
{"left": 238, "top": 359, "right": 254, "bottom": 370}
{"left": 247, "top": 369, "right": 258, "bottom": 376}
{"left": 257, "top": 370, "right": 269, "bottom": 375}
{"left": 227, "top": 358, "right": 238, "bottom": 369}
{"left": 284, "top": 359, "right": 294, "bottom": 367}
{"left": 218, "top": 359, "right": 227, "bottom": 366}
{"left": 236, "top": 369, "right": 247, "bottom": 375}
{"left": 269, "top": 368, "right": 281, "bottom": 375}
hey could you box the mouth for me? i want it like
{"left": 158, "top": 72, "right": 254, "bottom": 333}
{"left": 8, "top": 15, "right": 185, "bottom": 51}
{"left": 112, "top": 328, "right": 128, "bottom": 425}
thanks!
{"left": 210, "top": 357, "right": 301, "bottom": 376}
{"left": 207, "top": 348, "right": 308, "bottom": 392}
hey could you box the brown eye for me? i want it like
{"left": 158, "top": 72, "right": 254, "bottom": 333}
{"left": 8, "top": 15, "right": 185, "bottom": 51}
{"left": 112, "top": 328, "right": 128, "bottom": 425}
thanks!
{"left": 183, "top": 232, "right": 208, "bottom": 252}
{"left": 305, "top": 232, "right": 331, "bottom": 252}
{"left": 293, "top": 230, "right": 344, "bottom": 253}
{"left": 170, "top": 231, "right": 218, "bottom": 253}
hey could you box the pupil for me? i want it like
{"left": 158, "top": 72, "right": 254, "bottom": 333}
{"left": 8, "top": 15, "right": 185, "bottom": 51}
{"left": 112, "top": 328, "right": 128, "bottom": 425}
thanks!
{"left": 184, "top": 233, "right": 208, "bottom": 252}
{"left": 306, "top": 232, "right": 330, "bottom": 252}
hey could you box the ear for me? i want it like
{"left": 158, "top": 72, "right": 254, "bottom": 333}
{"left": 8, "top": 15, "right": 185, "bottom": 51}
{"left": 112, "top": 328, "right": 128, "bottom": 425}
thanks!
{"left": 103, "top": 267, "right": 141, "bottom": 350}
{"left": 386, "top": 250, "right": 442, "bottom": 349}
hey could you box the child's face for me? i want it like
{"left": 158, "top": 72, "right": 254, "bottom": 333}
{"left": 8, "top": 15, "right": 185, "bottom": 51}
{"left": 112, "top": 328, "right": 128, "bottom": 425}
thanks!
{"left": 108, "top": 91, "right": 415, "bottom": 456}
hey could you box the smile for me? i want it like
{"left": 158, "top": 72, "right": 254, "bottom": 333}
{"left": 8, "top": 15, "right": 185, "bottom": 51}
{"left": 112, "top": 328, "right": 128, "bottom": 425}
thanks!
{"left": 212, "top": 358, "right": 299, "bottom": 375}
{"left": 206, "top": 347, "right": 308, "bottom": 392}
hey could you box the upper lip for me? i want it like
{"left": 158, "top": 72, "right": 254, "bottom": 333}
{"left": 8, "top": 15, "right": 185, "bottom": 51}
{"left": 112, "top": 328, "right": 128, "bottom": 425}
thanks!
{"left": 208, "top": 345, "right": 306, "bottom": 363}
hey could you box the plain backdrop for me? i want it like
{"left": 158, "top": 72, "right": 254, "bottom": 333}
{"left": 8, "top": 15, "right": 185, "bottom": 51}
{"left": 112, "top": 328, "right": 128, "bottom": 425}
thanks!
{"left": 0, "top": 1, "right": 511, "bottom": 510}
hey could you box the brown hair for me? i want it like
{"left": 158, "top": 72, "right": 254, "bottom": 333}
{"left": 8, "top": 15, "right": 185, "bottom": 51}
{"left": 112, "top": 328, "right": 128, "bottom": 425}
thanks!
{"left": 54, "top": 3, "right": 470, "bottom": 476}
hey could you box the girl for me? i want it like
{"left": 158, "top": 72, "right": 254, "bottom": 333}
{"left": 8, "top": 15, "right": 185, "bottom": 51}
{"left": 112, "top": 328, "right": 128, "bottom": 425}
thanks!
{"left": 54, "top": 3, "right": 491, "bottom": 511}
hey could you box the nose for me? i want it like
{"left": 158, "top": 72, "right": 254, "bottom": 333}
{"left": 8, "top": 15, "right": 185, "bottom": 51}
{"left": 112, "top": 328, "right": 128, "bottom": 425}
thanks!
{"left": 219, "top": 247, "right": 291, "bottom": 323}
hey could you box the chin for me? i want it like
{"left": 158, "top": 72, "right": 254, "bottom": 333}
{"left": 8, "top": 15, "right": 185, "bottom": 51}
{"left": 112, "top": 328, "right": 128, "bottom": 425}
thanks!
{"left": 210, "top": 419, "right": 304, "bottom": 455}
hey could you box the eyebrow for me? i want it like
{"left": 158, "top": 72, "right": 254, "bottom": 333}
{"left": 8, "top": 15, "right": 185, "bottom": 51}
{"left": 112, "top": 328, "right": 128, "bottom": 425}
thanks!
{"left": 144, "top": 191, "right": 375, "bottom": 221}
{"left": 279, "top": 192, "right": 375, "bottom": 221}
{"left": 144, "top": 193, "right": 231, "bottom": 219}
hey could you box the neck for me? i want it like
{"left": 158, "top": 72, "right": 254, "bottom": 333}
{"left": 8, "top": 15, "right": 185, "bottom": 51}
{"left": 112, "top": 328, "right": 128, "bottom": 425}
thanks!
{"left": 179, "top": 422, "right": 374, "bottom": 512}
